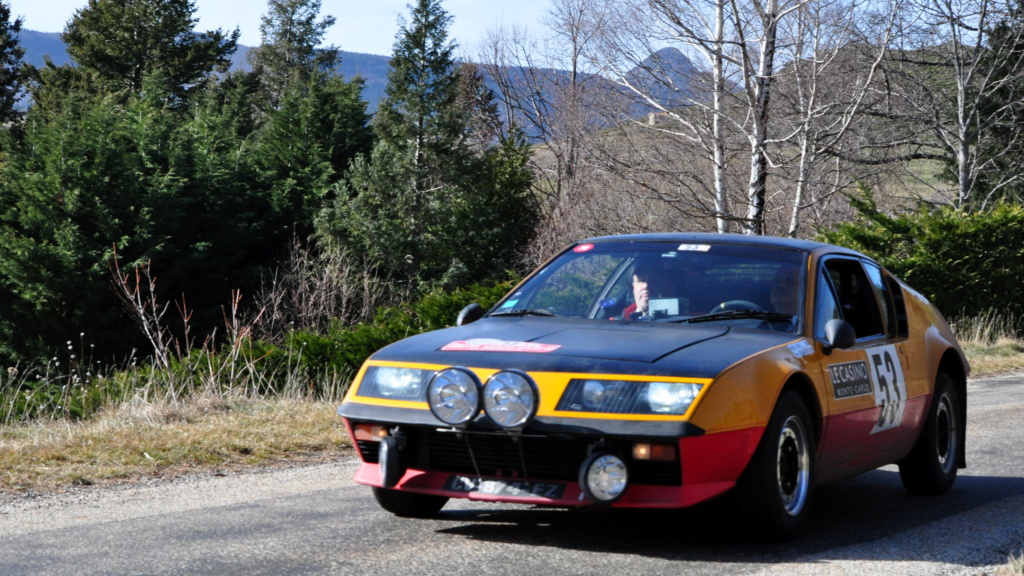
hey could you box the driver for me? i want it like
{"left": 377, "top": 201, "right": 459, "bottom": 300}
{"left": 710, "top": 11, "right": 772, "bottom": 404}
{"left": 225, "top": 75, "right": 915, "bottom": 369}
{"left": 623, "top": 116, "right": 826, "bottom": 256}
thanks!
{"left": 622, "top": 260, "right": 681, "bottom": 320}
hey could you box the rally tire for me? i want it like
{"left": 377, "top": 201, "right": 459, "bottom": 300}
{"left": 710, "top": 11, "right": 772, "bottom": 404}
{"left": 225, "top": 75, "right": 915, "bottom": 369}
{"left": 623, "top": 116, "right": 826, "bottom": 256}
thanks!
{"left": 735, "top": 389, "right": 815, "bottom": 540}
{"left": 898, "top": 372, "right": 960, "bottom": 495}
{"left": 372, "top": 487, "right": 449, "bottom": 517}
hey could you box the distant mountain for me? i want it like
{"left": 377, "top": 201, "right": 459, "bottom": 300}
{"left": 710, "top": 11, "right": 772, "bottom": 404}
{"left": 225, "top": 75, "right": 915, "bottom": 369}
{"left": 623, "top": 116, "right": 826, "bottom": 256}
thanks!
{"left": 18, "top": 28, "right": 392, "bottom": 110}
{"left": 17, "top": 29, "right": 701, "bottom": 123}
{"left": 229, "top": 45, "right": 391, "bottom": 111}
{"left": 20, "top": 30, "right": 69, "bottom": 68}
{"left": 624, "top": 47, "right": 707, "bottom": 110}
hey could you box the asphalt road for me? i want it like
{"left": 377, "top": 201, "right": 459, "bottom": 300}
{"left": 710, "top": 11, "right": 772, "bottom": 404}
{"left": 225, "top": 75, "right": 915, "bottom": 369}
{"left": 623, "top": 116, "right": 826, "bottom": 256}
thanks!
{"left": 1, "top": 374, "right": 1022, "bottom": 576}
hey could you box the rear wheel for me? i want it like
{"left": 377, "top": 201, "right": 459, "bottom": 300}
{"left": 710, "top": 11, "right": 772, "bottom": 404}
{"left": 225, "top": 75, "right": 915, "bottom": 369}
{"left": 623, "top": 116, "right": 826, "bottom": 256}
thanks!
{"left": 898, "top": 372, "right": 960, "bottom": 495}
{"left": 372, "top": 487, "right": 449, "bottom": 517}
{"left": 735, "top": 390, "right": 815, "bottom": 540}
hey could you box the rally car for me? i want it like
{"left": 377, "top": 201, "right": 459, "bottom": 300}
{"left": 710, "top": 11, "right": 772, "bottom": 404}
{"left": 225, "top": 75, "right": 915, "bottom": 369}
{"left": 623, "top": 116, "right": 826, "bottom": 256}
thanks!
{"left": 337, "top": 233, "right": 968, "bottom": 538}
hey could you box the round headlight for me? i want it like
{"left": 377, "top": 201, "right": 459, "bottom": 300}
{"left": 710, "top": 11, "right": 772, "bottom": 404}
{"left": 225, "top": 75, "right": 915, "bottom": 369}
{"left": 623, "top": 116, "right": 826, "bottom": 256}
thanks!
{"left": 483, "top": 371, "right": 537, "bottom": 429}
{"left": 427, "top": 368, "right": 481, "bottom": 426}
{"left": 579, "top": 452, "right": 629, "bottom": 502}
{"left": 581, "top": 379, "right": 624, "bottom": 410}
{"left": 646, "top": 382, "right": 701, "bottom": 414}
{"left": 582, "top": 380, "right": 607, "bottom": 407}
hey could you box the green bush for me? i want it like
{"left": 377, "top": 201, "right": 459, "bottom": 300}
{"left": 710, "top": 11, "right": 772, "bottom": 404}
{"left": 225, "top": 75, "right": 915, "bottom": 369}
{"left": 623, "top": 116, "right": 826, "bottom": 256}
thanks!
{"left": 0, "top": 279, "right": 517, "bottom": 424}
{"left": 820, "top": 190, "right": 1024, "bottom": 325}
{"left": 271, "top": 279, "right": 516, "bottom": 381}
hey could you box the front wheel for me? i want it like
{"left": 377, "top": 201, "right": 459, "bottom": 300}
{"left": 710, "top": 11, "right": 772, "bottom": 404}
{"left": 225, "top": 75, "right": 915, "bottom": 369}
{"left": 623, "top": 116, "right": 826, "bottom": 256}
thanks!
{"left": 898, "top": 372, "right": 961, "bottom": 495}
{"left": 735, "top": 390, "right": 815, "bottom": 540}
{"left": 372, "top": 487, "right": 449, "bottom": 517}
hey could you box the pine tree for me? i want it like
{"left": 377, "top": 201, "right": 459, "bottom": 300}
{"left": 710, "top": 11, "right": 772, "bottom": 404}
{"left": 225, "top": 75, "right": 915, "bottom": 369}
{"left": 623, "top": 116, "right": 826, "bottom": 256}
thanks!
{"left": 0, "top": 76, "right": 272, "bottom": 362}
{"left": 0, "top": 1, "right": 24, "bottom": 123}
{"left": 248, "top": 0, "right": 341, "bottom": 110}
{"left": 248, "top": 0, "right": 371, "bottom": 242}
{"left": 254, "top": 71, "right": 372, "bottom": 242}
{"left": 321, "top": 0, "right": 537, "bottom": 290}
{"left": 58, "top": 0, "right": 238, "bottom": 103}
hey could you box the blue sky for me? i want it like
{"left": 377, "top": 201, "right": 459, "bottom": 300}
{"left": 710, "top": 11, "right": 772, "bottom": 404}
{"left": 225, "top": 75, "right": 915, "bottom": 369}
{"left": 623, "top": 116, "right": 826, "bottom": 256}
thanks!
{"left": 8, "top": 0, "right": 551, "bottom": 56}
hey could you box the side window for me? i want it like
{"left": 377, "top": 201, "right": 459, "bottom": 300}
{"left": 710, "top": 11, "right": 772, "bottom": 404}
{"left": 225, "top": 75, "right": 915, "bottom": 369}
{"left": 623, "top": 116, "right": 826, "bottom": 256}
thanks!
{"left": 821, "top": 258, "right": 885, "bottom": 340}
{"left": 885, "top": 274, "right": 910, "bottom": 337}
{"left": 864, "top": 262, "right": 895, "bottom": 338}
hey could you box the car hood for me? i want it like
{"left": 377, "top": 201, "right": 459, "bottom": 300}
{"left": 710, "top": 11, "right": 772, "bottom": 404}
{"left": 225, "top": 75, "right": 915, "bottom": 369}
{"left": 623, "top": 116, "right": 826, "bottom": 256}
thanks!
{"left": 370, "top": 316, "right": 802, "bottom": 379}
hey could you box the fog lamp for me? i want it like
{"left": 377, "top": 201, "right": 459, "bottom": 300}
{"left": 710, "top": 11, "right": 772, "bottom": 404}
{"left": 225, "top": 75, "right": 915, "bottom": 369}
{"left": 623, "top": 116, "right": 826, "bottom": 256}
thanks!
{"left": 483, "top": 371, "right": 538, "bottom": 429}
{"left": 579, "top": 452, "right": 629, "bottom": 503}
{"left": 427, "top": 368, "right": 481, "bottom": 426}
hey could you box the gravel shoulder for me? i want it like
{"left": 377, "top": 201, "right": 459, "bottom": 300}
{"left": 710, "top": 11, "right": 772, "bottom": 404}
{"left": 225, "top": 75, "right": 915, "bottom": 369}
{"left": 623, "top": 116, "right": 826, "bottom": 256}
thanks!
{"left": 0, "top": 459, "right": 359, "bottom": 538}
{"left": 1, "top": 375, "right": 1021, "bottom": 576}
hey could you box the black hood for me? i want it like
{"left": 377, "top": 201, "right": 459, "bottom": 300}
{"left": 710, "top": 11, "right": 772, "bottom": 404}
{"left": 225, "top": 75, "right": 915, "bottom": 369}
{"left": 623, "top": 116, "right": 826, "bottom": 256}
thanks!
{"left": 370, "top": 316, "right": 800, "bottom": 379}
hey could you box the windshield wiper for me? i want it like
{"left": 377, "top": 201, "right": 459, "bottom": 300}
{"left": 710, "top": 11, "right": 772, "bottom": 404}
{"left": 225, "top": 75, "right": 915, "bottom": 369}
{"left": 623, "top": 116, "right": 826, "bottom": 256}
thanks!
{"left": 676, "top": 310, "right": 794, "bottom": 324}
{"left": 489, "top": 309, "right": 556, "bottom": 318}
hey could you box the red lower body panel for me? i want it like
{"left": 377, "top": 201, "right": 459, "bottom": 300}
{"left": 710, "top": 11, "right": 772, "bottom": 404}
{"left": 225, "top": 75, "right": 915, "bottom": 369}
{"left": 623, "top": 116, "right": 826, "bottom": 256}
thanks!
{"left": 349, "top": 425, "right": 766, "bottom": 509}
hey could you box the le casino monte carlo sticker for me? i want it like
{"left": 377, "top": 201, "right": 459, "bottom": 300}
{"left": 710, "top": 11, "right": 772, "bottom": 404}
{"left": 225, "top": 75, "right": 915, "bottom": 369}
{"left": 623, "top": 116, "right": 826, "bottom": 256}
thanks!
{"left": 440, "top": 339, "right": 562, "bottom": 353}
{"left": 825, "top": 344, "right": 908, "bottom": 434}
{"left": 827, "top": 360, "right": 874, "bottom": 400}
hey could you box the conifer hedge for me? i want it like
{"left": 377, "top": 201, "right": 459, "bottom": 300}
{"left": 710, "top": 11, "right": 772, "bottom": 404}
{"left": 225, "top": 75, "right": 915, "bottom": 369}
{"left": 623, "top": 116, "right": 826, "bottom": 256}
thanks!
{"left": 820, "top": 192, "right": 1024, "bottom": 325}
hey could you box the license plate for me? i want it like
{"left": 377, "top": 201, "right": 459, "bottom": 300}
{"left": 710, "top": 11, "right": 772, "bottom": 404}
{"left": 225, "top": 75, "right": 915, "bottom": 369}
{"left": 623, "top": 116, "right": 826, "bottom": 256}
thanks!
{"left": 444, "top": 475, "right": 566, "bottom": 499}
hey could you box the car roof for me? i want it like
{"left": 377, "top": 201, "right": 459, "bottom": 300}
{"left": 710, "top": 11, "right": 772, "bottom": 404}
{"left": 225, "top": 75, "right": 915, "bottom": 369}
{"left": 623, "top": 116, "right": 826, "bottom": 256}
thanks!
{"left": 580, "top": 232, "right": 859, "bottom": 256}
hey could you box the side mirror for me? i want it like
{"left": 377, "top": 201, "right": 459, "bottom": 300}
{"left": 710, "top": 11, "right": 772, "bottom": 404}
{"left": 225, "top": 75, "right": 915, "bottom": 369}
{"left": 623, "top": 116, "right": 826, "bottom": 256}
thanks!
{"left": 456, "top": 303, "right": 484, "bottom": 326}
{"left": 823, "top": 319, "right": 856, "bottom": 354}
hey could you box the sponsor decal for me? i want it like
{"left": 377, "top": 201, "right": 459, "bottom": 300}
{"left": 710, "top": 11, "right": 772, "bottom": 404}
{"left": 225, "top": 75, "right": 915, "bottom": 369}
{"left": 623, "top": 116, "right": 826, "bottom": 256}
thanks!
{"left": 868, "top": 344, "right": 907, "bottom": 434}
{"left": 441, "top": 338, "right": 561, "bottom": 353}
{"left": 825, "top": 344, "right": 908, "bottom": 433}
{"left": 677, "top": 244, "right": 711, "bottom": 252}
{"left": 445, "top": 475, "right": 566, "bottom": 499}
{"left": 827, "top": 360, "right": 874, "bottom": 399}
{"left": 788, "top": 340, "right": 814, "bottom": 359}
{"left": 573, "top": 243, "right": 595, "bottom": 253}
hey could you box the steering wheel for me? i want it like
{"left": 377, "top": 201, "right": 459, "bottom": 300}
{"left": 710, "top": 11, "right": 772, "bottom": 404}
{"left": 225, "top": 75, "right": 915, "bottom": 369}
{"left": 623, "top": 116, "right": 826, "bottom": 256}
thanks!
{"left": 708, "top": 300, "right": 764, "bottom": 314}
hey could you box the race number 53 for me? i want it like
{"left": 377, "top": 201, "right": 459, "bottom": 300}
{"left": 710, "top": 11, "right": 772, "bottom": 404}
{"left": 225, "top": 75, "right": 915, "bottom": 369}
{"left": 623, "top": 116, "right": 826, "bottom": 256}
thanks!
{"left": 869, "top": 344, "right": 907, "bottom": 434}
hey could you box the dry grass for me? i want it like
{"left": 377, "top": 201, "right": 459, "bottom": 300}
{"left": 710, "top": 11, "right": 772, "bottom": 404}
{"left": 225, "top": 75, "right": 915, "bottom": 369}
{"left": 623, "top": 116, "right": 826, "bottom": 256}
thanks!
{"left": 0, "top": 310, "right": 1022, "bottom": 495}
{"left": 995, "top": 551, "right": 1024, "bottom": 575}
{"left": 0, "top": 396, "right": 350, "bottom": 492}
{"left": 960, "top": 338, "right": 1024, "bottom": 377}
{"left": 951, "top": 311, "right": 1024, "bottom": 377}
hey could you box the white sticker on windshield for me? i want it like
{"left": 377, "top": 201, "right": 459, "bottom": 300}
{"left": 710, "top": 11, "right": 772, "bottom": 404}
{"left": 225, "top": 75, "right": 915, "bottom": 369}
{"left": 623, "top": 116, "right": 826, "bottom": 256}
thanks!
{"left": 499, "top": 299, "right": 518, "bottom": 309}
{"left": 677, "top": 244, "right": 711, "bottom": 252}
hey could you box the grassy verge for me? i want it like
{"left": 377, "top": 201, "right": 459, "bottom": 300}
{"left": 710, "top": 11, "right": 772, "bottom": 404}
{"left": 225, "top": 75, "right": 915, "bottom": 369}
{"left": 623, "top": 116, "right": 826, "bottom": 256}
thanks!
{"left": 0, "top": 397, "right": 349, "bottom": 492}
{"left": 951, "top": 311, "right": 1024, "bottom": 377}
{"left": 1, "top": 311, "right": 1022, "bottom": 495}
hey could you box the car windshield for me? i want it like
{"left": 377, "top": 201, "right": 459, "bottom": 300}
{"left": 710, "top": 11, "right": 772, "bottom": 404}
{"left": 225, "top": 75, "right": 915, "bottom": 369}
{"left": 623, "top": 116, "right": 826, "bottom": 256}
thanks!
{"left": 491, "top": 240, "right": 808, "bottom": 332}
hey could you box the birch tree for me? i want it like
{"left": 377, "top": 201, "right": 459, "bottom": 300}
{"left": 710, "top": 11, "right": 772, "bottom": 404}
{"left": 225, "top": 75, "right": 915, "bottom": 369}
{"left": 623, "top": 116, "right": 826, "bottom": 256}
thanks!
{"left": 879, "top": 0, "right": 1024, "bottom": 209}
{"left": 579, "top": 0, "right": 896, "bottom": 235}
{"left": 479, "top": 0, "right": 613, "bottom": 261}
{"left": 772, "top": 0, "right": 898, "bottom": 236}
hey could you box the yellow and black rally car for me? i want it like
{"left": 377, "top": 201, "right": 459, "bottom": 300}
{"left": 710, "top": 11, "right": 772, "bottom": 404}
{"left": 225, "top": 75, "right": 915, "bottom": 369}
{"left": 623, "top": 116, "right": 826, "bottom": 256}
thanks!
{"left": 337, "top": 233, "right": 969, "bottom": 538}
